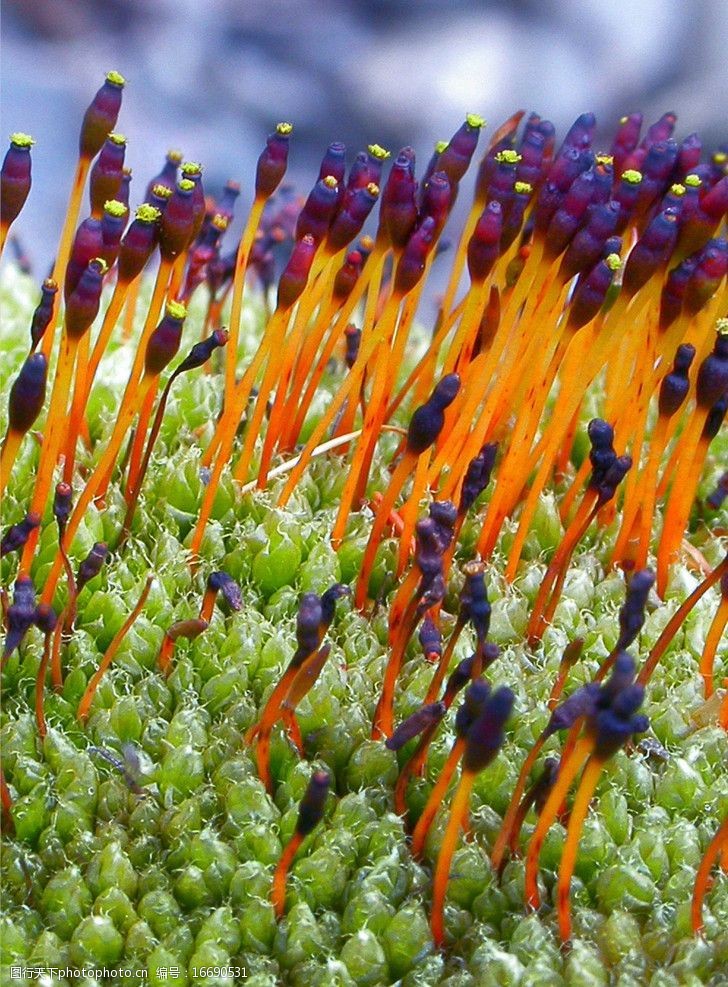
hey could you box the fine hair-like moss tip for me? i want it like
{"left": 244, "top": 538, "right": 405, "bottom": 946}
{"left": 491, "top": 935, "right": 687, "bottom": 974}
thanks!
{"left": 103, "top": 199, "right": 128, "bottom": 217}
{"left": 684, "top": 174, "right": 702, "bottom": 188}
{"left": 466, "top": 113, "right": 485, "bottom": 129}
{"left": 106, "top": 71, "right": 126, "bottom": 87}
{"left": 136, "top": 204, "right": 161, "bottom": 223}
{"left": 514, "top": 181, "right": 532, "bottom": 195}
{"left": 177, "top": 178, "right": 195, "bottom": 192}
{"left": 606, "top": 253, "right": 622, "bottom": 272}
{"left": 166, "top": 300, "right": 187, "bottom": 320}
{"left": 181, "top": 161, "right": 202, "bottom": 176}
{"left": 152, "top": 184, "right": 173, "bottom": 199}
{"left": 495, "top": 149, "right": 521, "bottom": 165}
{"left": 9, "top": 133, "right": 35, "bottom": 148}
{"left": 368, "top": 144, "right": 390, "bottom": 160}
{"left": 622, "top": 169, "right": 642, "bottom": 184}
{"left": 435, "top": 140, "right": 449, "bottom": 154}
{"left": 276, "top": 122, "right": 293, "bottom": 135}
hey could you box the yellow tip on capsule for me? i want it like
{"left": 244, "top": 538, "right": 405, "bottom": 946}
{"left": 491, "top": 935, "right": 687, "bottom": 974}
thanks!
{"left": 684, "top": 173, "right": 702, "bottom": 188}
{"left": 9, "top": 132, "right": 35, "bottom": 147}
{"left": 466, "top": 113, "right": 486, "bottom": 129}
{"left": 104, "top": 199, "right": 128, "bottom": 218}
{"left": 606, "top": 253, "right": 622, "bottom": 272}
{"left": 495, "top": 150, "right": 522, "bottom": 164}
{"left": 166, "top": 300, "right": 187, "bottom": 320}
{"left": 276, "top": 122, "right": 293, "bottom": 136}
{"left": 368, "top": 144, "right": 390, "bottom": 160}
{"left": 136, "top": 204, "right": 161, "bottom": 223}
{"left": 622, "top": 169, "right": 642, "bottom": 184}
{"left": 106, "top": 71, "right": 126, "bottom": 87}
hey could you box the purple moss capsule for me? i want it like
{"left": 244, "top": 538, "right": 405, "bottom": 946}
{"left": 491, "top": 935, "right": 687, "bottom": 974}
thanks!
{"left": 295, "top": 176, "right": 340, "bottom": 244}
{"left": 333, "top": 250, "right": 363, "bottom": 300}
{"left": 380, "top": 148, "right": 418, "bottom": 249}
{"left": 394, "top": 216, "right": 436, "bottom": 295}
{"left": 181, "top": 162, "right": 206, "bottom": 241}
{"left": 544, "top": 167, "right": 599, "bottom": 259}
{"left": 344, "top": 324, "right": 361, "bottom": 369}
{"left": 559, "top": 112, "right": 596, "bottom": 154}
{"left": 460, "top": 562, "right": 491, "bottom": 647}
{"left": 8, "top": 353, "right": 47, "bottom": 434}
{"left": 1, "top": 512, "right": 40, "bottom": 558}
{"left": 613, "top": 168, "right": 643, "bottom": 232}
{"left": 459, "top": 443, "right": 497, "bottom": 515}
{"left": 658, "top": 343, "right": 695, "bottom": 417}
{"left": 29, "top": 279, "right": 58, "bottom": 351}
{"left": 319, "top": 142, "right": 347, "bottom": 200}
{"left": 349, "top": 144, "right": 389, "bottom": 191}
{"left": 611, "top": 113, "right": 642, "bottom": 175}
{"left": 1, "top": 133, "right": 34, "bottom": 230}
{"left": 34, "top": 603, "right": 58, "bottom": 636}
{"left": 256, "top": 123, "right": 292, "bottom": 199}
{"left": 158, "top": 179, "right": 196, "bottom": 260}
{"left": 53, "top": 482, "right": 73, "bottom": 529}
{"left": 64, "top": 216, "right": 104, "bottom": 300}
{"left": 89, "top": 133, "right": 126, "bottom": 215}
{"left": 117, "top": 204, "right": 161, "bottom": 282}
{"left": 567, "top": 252, "right": 621, "bottom": 330}
{"left": 706, "top": 470, "right": 728, "bottom": 510}
{"left": 118, "top": 167, "right": 132, "bottom": 209}
{"left": 462, "top": 686, "right": 514, "bottom": 773}
{"left": 617, "top": 569, "right": 655, "bottom": 650}
{"left": 99, "top": 199, "right": 128, "bottom": 268}
{"left": 327, "top": 182, "right": 379, "bottom": 252}
{"left": 419, "top": 617, "right": 442, "bottom": 657}
{"left": 547, "top": 145, "right": 594, "bottom": 196}
{"left": 216, "top": 180, "right": 240, "bottom": 225}
{"left": 406, "top": 373, "right": 461, "bottom": 454}
{"left": 65, "top": 258, "right": 107, "bottom": 338}
{"left": 500, "top": 182, "right": 532, "bottom": 252}
{"left": 621, "top": 208, "right": 680, "bottom": 297}
{"left": 544, "top": 682, "right": 601, "bottom": 737}
{"left": 294, "top": 593, "right": 324, "bottom": 663}
{"left": 518, "top": 119, "right": 555, "bottom": 190}
{"left": 386, "top": 702, "right": 446, "bottom": 751}
{"left": 419, "top": 171, "right": 451, "bottom": 237}
{"left": 145, "top": 150, "right": 183, "bottom": 200}
{"left": 207, "top": 571, "right": 243, "bottom": 611}
{"left": 702, "top": 392, "right": 727, "bottom": 442}
{"left": 641, "top": 111, "right": 677, "bottom": 151}
{"left": 675, "top": 132, "right": 702, "bottom": 178}
{"left": 76, "top": 542, "right": 109, "bottom": 591}
{"left": 559, "top": 200, "right": 621, "bottom": 282}
{"left": 436, "top": 114, "right": 485, "bottom": 187}
{"left": 695, "top": 330, "right": 728, "bottom": 410}
{"left": 79, "top": 71, "right": 125, "bottom": 160}
{"left": 2, "top": 575, "right": 36, "bottom": 663}
{"left": 635, "top": 139, "right": 679, "bottom": 214}
{"left": 171, "top": 328, "right": 228, "bottom": 377}
{"left": 296, "top": 770, "right": 330, "bottom": 837}
{"left": 467, "top": 201, "right": 503, "bottom": 282}
{"left": 277, "top": 234, "right": 317, "bottom": 309}
{"left": 144, "top": 301, "right": 187, "bottom": 376}
{"left": 455, "top": 678, "right": 492, "bottom": 737}
{"left": 683, "top": 239, "right": 728, "bottom": 317}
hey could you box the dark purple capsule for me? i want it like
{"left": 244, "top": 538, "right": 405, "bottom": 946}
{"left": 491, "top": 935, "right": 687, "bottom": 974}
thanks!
{"left": 548, "top": 146, "right": 594, "bottom": 196}
{"left": 344, "top": 324, "right": 361, "bottom": 369}
{"left": 171, "top": 329, "right": 227, "bottom": 378}
{"left": 159, "top": 180, "right": 196, "bottom": 261}
{"left": 414, "top": 518, "right": 444, "bottom": 582}
{"left": 89, "top": 133, "right": 126, "bottom": 216}
{"left": 459, "top": 443, "right": 497, "bottom": 515}
{"left": 611, "top": 113, "right": 642, "bottom": 175}
{"left": 216, "top": 180, "right": 241, "bottom": 226}
{"left": 1, "top": 512, "right": 40, "bottom": 558}
{"left": 462, "top": 686, "right": 514, "bottom": 774}
{"left": 327, "top": 182, "right": 379, "bottom": 252}
{"left": 352, "top": 144, "right": 390, "bottom": 190}
{"left": 702, "top": 392, "right": 727, "bottom": 442}
{"left": 500, "top": 182, "right": 532, "bottom": 253}
{"left": 594, "top": 454, "right": 632, "bottom": 504}
{"left": 567, "top": 252, "right": 621, "bottom": 330}
{"left": 455, "top": 678, "right": 492, "bottom": 737}
{"left": 99, "top": 200, "right": 128, "bottom": 268}
{"left": 659, "top": 254, "right": 698, "bottom": 331}
{"left": 346, "top": 151, "right": 370, "bottom": 192}
{"left": 700, "top": 175, "right": 728, "bottom": 221}
{"left": 559, "top": 112, "right": 596, "bottom": 154}
{"left": 2, "top": 575, "right": 36, "bottom": 662}
{"left": 76, "top": 542, "right": 109, "bottom": 591}
{"left": 436, "top": 114, "right": 485, "bottom": 187}
{"left": 145, "top": 302, "right": 187, "bottom": 376}
{"left": 320, "top": 583, "right": 350, "bottom": 629}
{"left": 333, "top": 250, "right": 363, "bottom": 301}
{"left": 419, "top": 171, "right": 451, "bottom": 238}
{"left": 8, "top": 352, "right": 47, "bottom": 434}
{"left": 394, "top": 216, "right": 437, "bottom": 295}
{"left": 407, "top": 374, "right": 460, "bottom": 454}
{"left": 695, "top": 331, "right": 728, "bottom": 410}
{"left": 65, "top": 258, "right": 107, "bottom": 339}
{"left": 658, "top": 343, "right": 695, "bottom": 417}
{"left": 207, "top": 571, "right": 243, "bottom": 611}
{"left": 428, "top": 500, "right": 458, "bottom": 550}
{"left": 617, "top": 569, "right": 655, "bottom": 650}
{"left": 635, "top": 139, "right": 679, "bottom": 214}
{"left": 532, "top": 757, "right": 561, "bottom": 814}
{"left": 117, "top": 205, "right": 161, "bottom": 283}
{"left": 460, "top": 564, "right": 491, "bottom": 646}
{"left": 559, "top": 200, "right": 621, "bottom": 282}
{"left": 1, "top": 133, "right": 33, "bottom": 230}
{"left": 180, "top": 163, "right": 206, "bottom": 242}
{"left": 621, "top": 208, "right": 680, "bottom": 297}
{"left": 296, "top": 770, "right": 330, "bottom": 837}
{"left": 64, "top": 216, "right": 104, "bottom": 300}
{"left": 544, "top": 167, "right": 598, "bottom": 260}
{"left": 380, "top": 148, "right": 418, "bottom": 249}
{"left": 149, "top": 183, "right": 173, "bottom": 215}
{"left": 256, "top": 124, "right": 292, "bottom": 199}
{"left": 295, "top": 177, "right": 339, "bottom": 244}
{"left": 277, "top": 235, "right": 317, "bottom": 310}
{"left": 53, "top": 482, "right": 73, "bottom": 529}
{"left": 318, "top": 142, "right": 346, "bottom": 198}
{"left": 683, "top": 239, "right": 728, "bottom": 317}
{"left": 640, "top": 112, "right": 677, "bottom": 151}
{"left": 592, "top": 683, "right": 648, "bottom": 757}
{"left": 117, "top": 167, "right": 132, "bottom": 209}
{"left": 295, "top": 592, "right": 324, "bottom": 662}
{"left": 79, "top": 72, "right": 125, "bottom": 159}
{"left": 419, "top": 617, "right": 442, "bottom": 657}
{"left": 444, "top": 655, "right": 475, "bottom": 701}
{"left": 613, "top": 169, "right": 644, "bottom": 232}
{"left": 145, "top": 149, "right": 183, "bottom": 200}
{"left": 34, "top": 603, "right": 58, "bottom": 636}
{"left": 517, "top": 118, "right": 555, "bottom": 189}
{"left": 675, "top": 133, "right": 702, "bottom": 179}
{"left": 385, "top": 702, "right": 446, "bottom": 750}
{"left": 467, "top": 201, "right": 502, "bottom": 283}
{"left": 481, "top": 150, "right": 521, "bottom": 213}
{"left": 544, "top": 682, "right": 601, "bottom": 737}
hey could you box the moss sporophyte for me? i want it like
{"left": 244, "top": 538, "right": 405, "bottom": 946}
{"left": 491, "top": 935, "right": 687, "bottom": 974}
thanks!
{"left": 0, "top": 75, "right": 727, "bottom": 985}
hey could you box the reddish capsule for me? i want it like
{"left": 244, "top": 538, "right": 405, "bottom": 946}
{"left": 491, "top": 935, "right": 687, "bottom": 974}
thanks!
{"left": 7, "top": 353, "right": 47, "bottom": 434}
{"left": 333, "top": 250, "right": 363, "bottom": 300}
{"left": 145, "top": 149, "right": 183, "bottom": 200}
{"left": 344, "top": 324, "right": 361, "bottom": 369}
{"left": 327, "top": 182, "right": 379, "bottom": 252}
{"left": 558, "top": 112, "right": 596, "bottom": 154}
{"left": 319, "top": 142, "right": 346, "bottom": 205}
{"left": 635, "top": 139, "right": 679, "bottom": 214}
{"left": 559, "top": 200, "right": 621, "bottom": 282}
{"left": 65, "top": 258, "right": 107, "bottom": 339}
{"left": 567, "top": 252, "right": 621, "bottom": 330}
{"left": 99, "top": 199, "right": 128, "bottom": 268}
{"left": 1, "top": 133, "right": 34, "bottom": 230}
{"left": 436, "top": 114, "right": 485, "bottom": 187}
{"left": 419, "top": 171, "right": 451, "bottom": 237}
{"left": 394, "top": 216, "right": 437, "bottom": 295}
{"left": 611, "top": 113, "right": 642, "bottom": 175}
{"left": 256, "top": 123, "right": 292, "bottom": 199}
{"left": 117, "top": 204, "right": 161, "bottom": 282}
{"left": 159, "top": 179, "right": 196, "bottom": 260}
{"left": 144, "top": 301, "right": 187, "bottom": 376}
{"left": 621, "top": 208, "right": 679, "bottom": 297}
{"left": 467, "top": 201, "right": 502, "bottom": 282}
{"left": 500, "top": 182, "right": 532, "bottom": 253}
{"left": 89, "top": 133, "right": 126, "bottom": 215}
{"left": 675, "top": 133, "right": 702, "bottom": 179}
{"left": 79, "top": 71, "right": 125, "bottom": 160}
{"left": 149, "top": 183, "right": 173, "bottom": 215}
{"left": 30, "top": 279, "right": 58, "bottom": 351}
{"left": 547, "top": 145, "right": 594, "bottom": 195}
{"left": 481, "top": 149, "right": 521, "bottom": 213}
{"left": 349, "top": 144, "right": 390, "bottom": 191}
{"left": 544, "top": 168, "right": 598, "bottom": 259}
{"left": 683, "top": 239, "right": 728, "bottom": 316}
{"left": 380, "top": 148, "right": 418, "bottom": 249}
{"left": 640, "top": 111, "right": 677, "bottom": 151}
{"left": 117, "top": 167, "right": 132, "bottom": 209}
{"left": 295, "top": 176, "right": 340, "bottom": 244}
{"left": 181, "top": 162, "right": 206, "bottom": 241}
{"left": 613, "top": 168, "right": 644, "bottom": 232}
{"left": 64, "top": 215, "right": 104, "bottom": 300}
{"left": 277, "top": 235, "right": 317, "bottom": 309}
{"left": 518, "top": 118, "right": 555, "bottom": 189}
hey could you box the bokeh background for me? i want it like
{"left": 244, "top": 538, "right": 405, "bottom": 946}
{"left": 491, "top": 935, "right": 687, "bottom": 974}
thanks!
{"left": 2, "top": 0, "right": 726, "bottom": 279}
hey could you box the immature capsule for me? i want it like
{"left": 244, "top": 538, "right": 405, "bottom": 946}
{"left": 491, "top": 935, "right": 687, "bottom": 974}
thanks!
{"left": 29, "top": 279, "right": 58, "bottom": 351}
{"left": 1, "top": 513, "right": 40, "bottom": 558}
{"left": 76, "top": 542, "right": 109, "bottom": 591}
{"left": 7, "top": 353, "right": 47, "bottom": 434}
{"left": 65, "top": 258, "right": 107, "bottom": 338}
{"left": 89, "top": 133, "right": 126, "bottom": 215}
{"left": 1, "top": 133, "right": 34, "bottom": 230}
{"left": 79, "top": 71, "right": 125, "bottom": 159}
{"left": 158, "top": 179, "right": 196, "bottom": 260}
{"left": 406, "top": 374, "right": 461, "bottom": 454}
{"left": 117, "top": 205, "right": 161, "bottom": 282}
{"left": 658, "top": 344, "right": 695, "bottom": 417}
{"left": 144, "top": 302, "right": 187, "bottom": 376}
{"left": 380, "top": 148, "right": 419, "bottom": 249}
{"left": 256, "top": 123, "right": 292, "bottom": 199}
{"left": 385, "top": 702, "right": 446, "bottom": 751}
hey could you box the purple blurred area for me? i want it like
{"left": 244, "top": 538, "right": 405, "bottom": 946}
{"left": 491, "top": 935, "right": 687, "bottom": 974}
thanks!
{"left": 2, "top": 0, "right": 726, "bottom": 279}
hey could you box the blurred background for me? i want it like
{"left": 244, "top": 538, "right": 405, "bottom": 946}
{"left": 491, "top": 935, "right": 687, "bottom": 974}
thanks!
{"left": 2, "top": 0, "right": 726, "bottom": 279}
